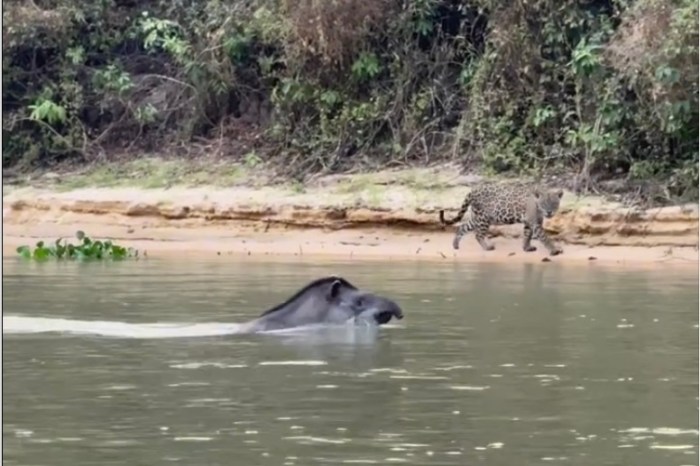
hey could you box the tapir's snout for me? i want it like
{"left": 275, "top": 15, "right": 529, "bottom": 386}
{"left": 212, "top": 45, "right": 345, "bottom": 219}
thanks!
{"left": 371, "top": 299, "right": 404, "bottom": 325}
{"left": 390, "top": 301, "right": 404, "bottom": 320}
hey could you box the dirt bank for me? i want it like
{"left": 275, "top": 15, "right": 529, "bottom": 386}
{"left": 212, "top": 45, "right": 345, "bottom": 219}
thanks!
{"left": 3, "top": 166, "right": 698, "bottom": 267}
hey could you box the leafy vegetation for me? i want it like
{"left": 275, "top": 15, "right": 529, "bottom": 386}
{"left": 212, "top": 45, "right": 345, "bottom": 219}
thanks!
{"left": 2, "top": 0, "right": 697, "bottom": 203}
{"left": 16, "top": 231, "right": 138, "bottom": 261}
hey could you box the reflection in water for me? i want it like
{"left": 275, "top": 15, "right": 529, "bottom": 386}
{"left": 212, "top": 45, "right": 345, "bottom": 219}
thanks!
{"left": 3, "top": 258, "right": 698, "bottom": 466}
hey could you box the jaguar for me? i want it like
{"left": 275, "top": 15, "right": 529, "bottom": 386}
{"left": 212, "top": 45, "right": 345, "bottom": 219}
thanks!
{"left": 439, "top": 183, "right": 564, "bottom": 255}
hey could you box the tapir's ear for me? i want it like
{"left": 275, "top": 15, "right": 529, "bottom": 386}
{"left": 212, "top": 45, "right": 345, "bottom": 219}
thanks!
{"left": 328, "top": 279, "right": 343, "bottom": 299}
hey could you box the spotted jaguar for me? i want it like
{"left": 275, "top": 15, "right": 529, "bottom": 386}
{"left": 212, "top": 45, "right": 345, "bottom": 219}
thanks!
{"left": 439, "top": 183, "right": 564, "bottom": 255}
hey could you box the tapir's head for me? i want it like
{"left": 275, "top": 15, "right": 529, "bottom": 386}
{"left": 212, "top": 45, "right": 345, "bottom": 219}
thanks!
{"left": 326, "top": 278, "right": 404, "bottom": 325}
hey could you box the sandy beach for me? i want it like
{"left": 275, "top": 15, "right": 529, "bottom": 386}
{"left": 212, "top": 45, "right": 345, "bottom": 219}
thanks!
{"left": 3, "top": 179, "right": 698, "bottom": 269}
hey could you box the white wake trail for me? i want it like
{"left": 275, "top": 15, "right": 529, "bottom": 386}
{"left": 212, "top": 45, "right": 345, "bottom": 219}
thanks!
{"left": 3, "top": 315, "right": 246, "bottom": 339}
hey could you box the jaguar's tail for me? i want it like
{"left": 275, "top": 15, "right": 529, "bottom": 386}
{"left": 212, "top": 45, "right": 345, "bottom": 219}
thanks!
{"left": 439, "top": 193, "right": 471, "bottom": 226}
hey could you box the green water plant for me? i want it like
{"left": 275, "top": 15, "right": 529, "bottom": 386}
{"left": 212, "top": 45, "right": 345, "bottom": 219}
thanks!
{"left": 16, "top": 231, "right": 138, "bottom": 261}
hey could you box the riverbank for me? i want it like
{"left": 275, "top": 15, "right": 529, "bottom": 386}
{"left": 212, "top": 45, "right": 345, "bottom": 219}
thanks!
{"left": 3, "top": 162, "right": 698, "bottom": 268}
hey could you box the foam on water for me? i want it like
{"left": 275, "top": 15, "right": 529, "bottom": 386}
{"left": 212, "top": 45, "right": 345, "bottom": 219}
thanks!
{"left": 3, "top": 315, "right": 246, "bottom": 339}
{"left": 2, "top": 315, "right": 387, "bottom": 340}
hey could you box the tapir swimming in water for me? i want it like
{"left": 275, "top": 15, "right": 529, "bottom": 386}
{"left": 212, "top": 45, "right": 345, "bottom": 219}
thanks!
{"left": 0, "top": 276, "right": 403, "bottom": 338}
{"left": 241, "top": 276, "right": 404, "bottom": 333}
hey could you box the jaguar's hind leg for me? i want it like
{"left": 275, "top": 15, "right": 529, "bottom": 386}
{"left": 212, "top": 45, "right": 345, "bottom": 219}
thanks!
{"left": 452, "top": 223, "right": 468, "bottom": 250}
{"left": 474, "top": 219, "right": 495, "bottom": 251}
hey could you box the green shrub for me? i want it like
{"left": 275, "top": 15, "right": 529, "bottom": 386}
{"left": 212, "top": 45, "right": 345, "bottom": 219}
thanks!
{"left": 2, "top": 0, "right": 697, "bottom": 202}
{"left": 16, "top": 231, "right": 138, "bottom": 261}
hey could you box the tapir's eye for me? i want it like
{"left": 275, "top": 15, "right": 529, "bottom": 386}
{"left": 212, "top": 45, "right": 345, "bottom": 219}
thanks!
{"left": 355, "top": 297, "right": 365, "bottom": 307}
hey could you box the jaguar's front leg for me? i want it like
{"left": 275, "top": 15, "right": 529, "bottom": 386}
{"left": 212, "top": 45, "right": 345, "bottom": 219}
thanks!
{"left": 522, "top": 224, "right": 537, "bottom": 252}
{"left": 533, "top": 223, "right": 562, "bottom": 256}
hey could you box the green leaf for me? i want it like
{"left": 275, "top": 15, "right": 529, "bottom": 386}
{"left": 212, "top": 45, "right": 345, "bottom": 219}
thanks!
{"left": 16, "top": 246, "right": 31, "bottom": 259}
{"left": 33, "top": 248, "right": 49, "bottom": 261}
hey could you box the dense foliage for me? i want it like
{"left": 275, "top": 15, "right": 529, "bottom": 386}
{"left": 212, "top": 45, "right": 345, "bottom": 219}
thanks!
{"left": 3, "top": 0, "right": 698, "bottom": 200}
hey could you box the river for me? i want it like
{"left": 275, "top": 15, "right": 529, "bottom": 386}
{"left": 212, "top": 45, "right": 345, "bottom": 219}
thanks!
{"left": 3, "top": 257, "right": 698, "bottom": 465}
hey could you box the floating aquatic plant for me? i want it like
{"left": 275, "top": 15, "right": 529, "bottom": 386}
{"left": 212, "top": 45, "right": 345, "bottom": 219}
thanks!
{"left": 16, "top": 230, "right": 138, "bottom": 261}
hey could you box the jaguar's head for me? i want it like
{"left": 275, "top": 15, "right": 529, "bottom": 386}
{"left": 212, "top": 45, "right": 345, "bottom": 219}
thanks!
{"left": 534, "top": 189, "right": 564, "bottom": 218}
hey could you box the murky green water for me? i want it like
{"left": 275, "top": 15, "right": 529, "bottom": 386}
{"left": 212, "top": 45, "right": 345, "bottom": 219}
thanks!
{"left": 3, "top": 257, "right": 698, "bottom": 466}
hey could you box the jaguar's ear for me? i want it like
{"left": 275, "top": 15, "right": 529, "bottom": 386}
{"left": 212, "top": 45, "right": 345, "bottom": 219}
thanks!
{"left": 532, "top": 188, "right": 541, "bottom": 199}
{"left": 556, "top": 189, "right": 564, "bottom": 199}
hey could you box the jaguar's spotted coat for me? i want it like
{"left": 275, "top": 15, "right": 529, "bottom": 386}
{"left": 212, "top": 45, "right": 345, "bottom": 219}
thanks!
{"left": 439, "top": 183, "right": 564, "bottom": 255}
